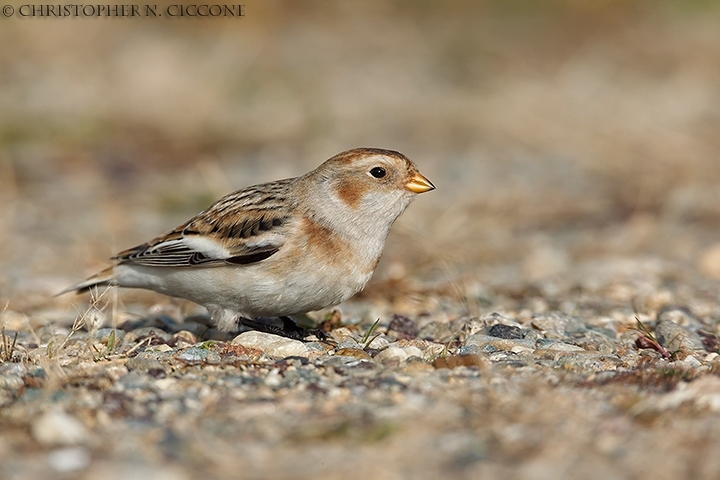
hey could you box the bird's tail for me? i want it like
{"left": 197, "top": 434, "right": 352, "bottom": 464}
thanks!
{"left": 54, "top": 267, "right": 116, "bottom": 297}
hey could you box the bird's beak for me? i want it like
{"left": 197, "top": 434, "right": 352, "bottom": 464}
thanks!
{"left": 405, "top": 172, "right": 435, "bottom": 193}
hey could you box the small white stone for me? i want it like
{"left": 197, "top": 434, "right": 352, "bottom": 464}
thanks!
{"left": 232, "top": 331, "right": 309, "bottom": 358}
{"left": 32, "top": 411, "right": 88, "bottom": 446}
{"left": 403, "top": 346, "right": 424, "bottom": 358}
{"left": 367, "top": 335, "right": 391, "bottom": 350}
{"left": 375, "top": 345, "right": 425, "bottom": 362}
{"left": 264, "top": 368, "right": 282, "bottom": 387}
{"left": 154, "top": 378, "right": 178, "bottom": 391}
{"left": 147, "top": 344, "right": 173, "bottom": 353}
{"left": 375, "top": 346, "right": 409, "bottom": 362}
{"left": 679, "top": 355, "right": 702, "bottom": 369}
{"left": 47, "top": 447, "right": 91, "bottom": 472}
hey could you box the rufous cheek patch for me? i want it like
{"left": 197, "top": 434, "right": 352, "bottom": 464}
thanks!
{"left": 334, "top": 179, "right": 366, "bottom": 210}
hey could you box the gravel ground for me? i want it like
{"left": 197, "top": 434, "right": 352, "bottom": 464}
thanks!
{"left": 3, "top": 2, "right": 720, "bottom": 479}
{"left": 4, "top": 264, "right": 720, "bottom": 480}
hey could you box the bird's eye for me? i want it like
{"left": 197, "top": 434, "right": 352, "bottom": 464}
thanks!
{"left": 369, "top": 167, "right": 386, "bottom": 178}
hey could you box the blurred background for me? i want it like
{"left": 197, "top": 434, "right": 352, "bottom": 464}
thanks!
{"left": 2, "top": 0, "right": 720, "bottom": 315}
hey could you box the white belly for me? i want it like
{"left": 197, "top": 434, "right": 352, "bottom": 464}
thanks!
{"left": 114, "top": 255, "right": 373, "bottom": 318}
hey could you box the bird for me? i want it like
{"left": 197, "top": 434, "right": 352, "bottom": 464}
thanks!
{"left": 58, "top": 148, "right": 435, "bottom": 337}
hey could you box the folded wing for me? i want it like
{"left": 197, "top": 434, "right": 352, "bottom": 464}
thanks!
{"left": 115, "top": 181, "right": 294, "bottom": 268}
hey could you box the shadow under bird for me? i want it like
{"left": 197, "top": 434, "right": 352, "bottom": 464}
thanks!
{"left": 58, "top": 148, "right": 435, "bottom": 339}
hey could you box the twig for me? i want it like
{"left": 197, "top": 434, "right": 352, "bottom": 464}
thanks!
{"left": 125, "top": 336, "right": 152, "bottom": 356}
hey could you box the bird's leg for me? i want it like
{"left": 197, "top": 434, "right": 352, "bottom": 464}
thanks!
{"left": 236, "top": 317, "right": 286, "bottom": 337}
{"left": 279, "top": 316, "right": 327, "bottom": 342}
{"left": 237, "top": 316, "right": 326, "bottom": 342}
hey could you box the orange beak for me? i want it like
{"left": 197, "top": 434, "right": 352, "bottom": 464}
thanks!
{"left": 405, "top": 172, "right": 435, "bottom": 193}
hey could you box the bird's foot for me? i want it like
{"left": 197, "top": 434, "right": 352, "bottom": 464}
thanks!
{"left": 237, "top": 316, "right": 327, "bottom": 342}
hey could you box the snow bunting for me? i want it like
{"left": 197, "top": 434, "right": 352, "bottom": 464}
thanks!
{"left": 59, "top": 148, "right": 434, "bottom": 334}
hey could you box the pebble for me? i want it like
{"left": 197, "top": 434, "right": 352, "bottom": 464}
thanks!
{"left": 421, "top": 343, "right": 447, "bottom": 361}
{"left": 550, "top": 353, "right": 625, "bottom": 372}
{"left": 118, "top": 371, "right": 153, "bottom": 390}
{"left": 486, "top": 324, "right": 525, "bottom": 339}
{"left": 654, "top": 318, "right": 706, "bottom": 352}
{"left": 417, "top": 322, "right": 455, "bottom": 342}
{"left": 126, "top": 354, "right": 166, "bottom": 373}
{"left": 47, "top": 447, "right": 91, "bottom": 472}
{"left": 488, "top": 351, "right": 527, "bottom": 365}
{"left": 175, "top": 347, "right": 221, "bottom": 364}
{"left": 465, "top": 334, "right": 536, "bottom": 353}
{"left": 328, "top": 327, "right": 356, "bottom": 343}
{"left": 0, "top": 374, "right": 24, "bottom": 390}
{"left": 375, "top": 345, "right": 423, "bottom": 362}
{"left": 458, "top": 344, "right": 480, "bottom": 356}
{"left": 433, "top": 355, "right": 486, "bottom": 369}
{"left": 387, "top": 314, "right": 420, "bottom": 339}
{"left": 170, "top": 330, "right": 198, "bottom": 347}
{"left": 318, "top": 355, "right": 369, "bottom": 367}
{"left": 673, "top": 355, "right": 703, "bottom": 369}
{"left": 121, "top": 327, "right": 173, "bottom": 347}
{"left": 566, "top": 331, "right": 616, "bottom": 353}
{"left": 232, "top": 331, "right": 309, "bottom": 358}
{"left": 366, "top": 334, "right": 392, "bottom": 350}
{"left": 337, "top": 339, "right": 362, "bottom": 350}
{"left": 32, "top": 411, "right": 89, "bottom": 446}
{"left": 0, "top": 363, "right": 27, "bottom": 376}
{"left": 148, "top": 344, "right": 174, "bottom": 353}
{"left": 304, "top": 341, "right": 330, "bottom": 353}
{"left": 531, "top": 312, "right": 573, "bottom": 339}
{"left": 264, "top": 369, "right": 283, "bottom": 387}
{"left": 486, "top": 324, "right": 544, "bottom": 343}
{"left": 334, "top": 348, "right": 372, "bottom": 360}
{"left": 154, "top": 378, "right": 179, "bottom": 391}
{"left": 481, "top": 311, "right": 521, "bottom": 326}
{"left": 535, "top": 339, "right": 585, "bottom": 352}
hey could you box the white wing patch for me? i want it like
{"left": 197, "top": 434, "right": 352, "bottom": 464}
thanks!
{"left": 113, "top": 178, "right": 294, "bottom": 268}
{"left": 183, "top": 235, "right": 231, "bottom": 260}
